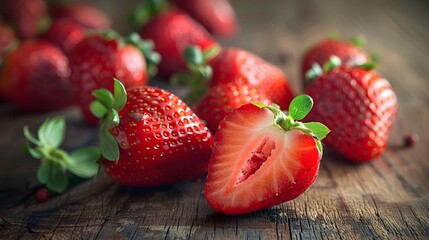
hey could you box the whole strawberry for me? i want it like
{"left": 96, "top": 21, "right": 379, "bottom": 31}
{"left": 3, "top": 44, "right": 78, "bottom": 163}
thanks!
{"left": 91, "top": 80, "right": 214, "bottom": 186}
{"left": 172, "top": 0, "right": 238, "bottom": 38}
{"left": 209, "top": 48, "right": 295, "bottom": 109}
{"left": 41, "top": 18, "right": 86, "bottom": 55}
{"left": 302, "top": 38, "right": 370, "bottom": 88}
{"left": 0, "top": 0, "right": 48, "bottom": 39}
{"left": 305, "top": 60, "right": 398, "bottom": 162}
{"left": 194, "top": 83, "right": 272, "bottom": 133}
{"left": 0, "top": 40, "right": 73, "bottom": 112}
{"left": 205, "top": 95, "right": 329, "bottom": 215}
{"left": 48, "top": 2, "right": 111, "bottom": 29}
{"left": 69, "top": 31, "right": 159, "bottom": 124}
{"left": 139, "top": 9, "right": 219, "bottom": 77}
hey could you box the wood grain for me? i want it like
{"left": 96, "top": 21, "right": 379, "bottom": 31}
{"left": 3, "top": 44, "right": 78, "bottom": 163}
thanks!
{"left": 1, "top": 0, "right": 428, "bottom": 239}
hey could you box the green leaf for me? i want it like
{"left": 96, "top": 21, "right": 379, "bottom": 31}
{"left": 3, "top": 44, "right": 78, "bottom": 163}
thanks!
{"left": 323, "top": 55, "right": 342, "bottom": 72}
{"left": 202, "top": 45, "right": 221, "bottom": 61}
{"left": 305, "top": 63, "right": 323, "bottom": 83}
{"left": 93, "top": 89, "right": 114, "bottom": 109}
{"left": 66, "top": 147, "right": 101, "bottom": 178}
{"left": 184, "top": 46, "right": 204, "bottom": 66}
{"left": 23, "top": 126, "right": 40, "bottom": 145}
{"left": 37, "top": 160, "right": 51, "bottom": 184}
{"left": 37, "top": 117, "right": 66, "bottom": 147}
{"left": 288, "top": 94, "right": 313, "bottom": 120}
{"left": 46, "top": 162, "right": 68, "bottom": 193}
{"left": 100, "top": 129, "right": 119, "bottom": 161}
{"left": 112, "top": 79, "right": 127, "bottom": 111}
{"left": 104, "top": 109, "right": 120, "bottom": 129}
{"left": 303, "top": 122, "right": 330, "bottom": 140}
{"left": 25, "top": 142, "right": 42, "bottom": 159}
{"left": 170, "top": 72, "right": 193, "bottom": 86}
{"left": 198, "top": 65, "right": 213, "bottom": 80}
{"left": 357, "top": 61, "right": 377, "bottom": 70}
{"left": 90, "top": 101, "right": 108, "bottom": 118}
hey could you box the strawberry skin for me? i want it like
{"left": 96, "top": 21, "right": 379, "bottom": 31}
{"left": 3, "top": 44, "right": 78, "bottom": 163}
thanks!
{"left": 69, "top": 34, "right": 148, "bottom": 124}
{"left": 48, "top": 2, "right": 111, "bottom": 29}
{"left": 194, "top": 83, "right": 272, "bottom": 133}
{"left": 140, "top": 10, "right": 219, "bottom": 77}
{"left": 0, "top": 40, "right": 73, "bottom": 112}
{"left": 41, "top": 18, "right": 86, "bottom": 55}
{"left": 204, "top": 104, "right": 321, "bottom": 215}
{"left": 172, "top": 0, "right": 238, "bottom": 38}
{"left": 209, "top": 48, "right": 295, "bottom": 109}
{"left": 0, "top": 22, "right": 17, "bottom": 65}
{"left": 305, "top": 66, "right": 398, "bottom": 162}
{"left": 302, "top": 39, "right": 370, "bottom": 88}
{"left": 104, "top": 86, "right": 214, "bottom": 186}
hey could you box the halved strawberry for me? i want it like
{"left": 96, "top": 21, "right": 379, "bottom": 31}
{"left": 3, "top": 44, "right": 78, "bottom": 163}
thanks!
{"left": 204, "top": 95, "right": 329, "bottom": 215}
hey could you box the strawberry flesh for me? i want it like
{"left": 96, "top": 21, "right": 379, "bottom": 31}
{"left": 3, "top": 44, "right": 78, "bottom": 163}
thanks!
{"left": 205, "top": 104, "right": 320, "bottom": 215}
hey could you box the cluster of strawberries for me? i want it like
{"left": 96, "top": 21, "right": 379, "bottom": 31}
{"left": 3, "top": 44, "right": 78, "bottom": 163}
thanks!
{"left": 1, "top": 0, "right": 398, "bottom": 215}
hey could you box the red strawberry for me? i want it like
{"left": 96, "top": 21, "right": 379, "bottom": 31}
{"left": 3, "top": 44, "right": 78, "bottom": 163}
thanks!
{"left": 0, "top": 0, "right": 48, "bottom": 39}
{"left": 302, "top": 39, "right": 370, "bottom": 88}
{"left": 48, "top": 2, "right": 111, "bottom": 29}
{"left": 69, "top": 31, "right": 159, "bottom": 124}
{"left": 172, "top": 0, "right": 238, "bottom": 38}
{"left": 194, "top": 83, "right": 272, "bottom": 133}
{"left": 204, "top": 95, "right": 329, "bottom": 215}
{"left": 305, "top": 64, "right": 398, "bottom": 162}
{"left": 0, "top": 40, "right": 73, "bottom": 112}
{"left": 139, "top": 10, "right": 219, "bottom": 77}
{"left": 91, "top": 80, "right": 214, "bottom": 186}
{"left": 41, "top": 18, "right": 86, "bottom": 55}
{"left": 209, "top": 48, "right": 295, "bottom": 109}
{"left": 0, "top": 22, "right": 17, "bottom": 65}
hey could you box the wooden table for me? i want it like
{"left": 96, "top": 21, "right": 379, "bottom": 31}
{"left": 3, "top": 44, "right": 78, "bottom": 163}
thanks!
{"left": 1, "top": 0, "right": 428, "bottom": 239}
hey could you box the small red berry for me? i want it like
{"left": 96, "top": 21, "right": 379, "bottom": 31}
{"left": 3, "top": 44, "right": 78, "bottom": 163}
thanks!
{"left": 36, "top": 188, "right": 49, "bottom": 202}
{"left": 404, "top": 133, "right": 419, "bottom": 147}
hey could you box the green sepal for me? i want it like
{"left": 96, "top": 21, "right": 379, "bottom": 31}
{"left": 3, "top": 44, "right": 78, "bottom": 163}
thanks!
{"left": 112, "top": 78, "right": 127, "bottom": 111}
{"left": 125, "top": 33, "right": 161, "bottom": 77}
{"left": 170, "top": 45, "right": 218, "bottom": 106}
{"left": 37, "top": 117, "right": 66, "bottom": 148}
{"left": 288, "top": 94, "right": 313, "bottom": 120}
{"left": 25, "top": 117, "right": 102, "bottom": 193}
{"left": 202, "top": 46, "right": 221, "bottom": 62}
{"left": 92, "top": 89, "right": 114, "bottom": 109}
{"left": 131, "top": 0, "right": 168, "bottom": 27}
{"left": 90, "top": 101, "right": 108, "bottom": 119}
{"left": 305, "top": 63, "right": 323, "bottom": 83}
{"left": 357, "top": 61, "right": 377, "bottom": 70}
{"left": 185, "top": 46, "right": 204, "bottom": 66}
{"left": 104, "top": 109, "right": 120, "bottom": 129}
{"left": 66, "top": 147, "right": 101, "bottom": 178}
{"left": 37, "top": 160, "right": 68, "bottom": 193}
{"left": 100, "top": 129, "right": 120, "bottom": 161}
{"left": 323, "top": 55, "right": 342, "bottom": 72}
{"left": 253, "top": 94, "right": 330, "bottom": 152}
{"left": 303, "top": 122, "right": 330, "bottom": 141}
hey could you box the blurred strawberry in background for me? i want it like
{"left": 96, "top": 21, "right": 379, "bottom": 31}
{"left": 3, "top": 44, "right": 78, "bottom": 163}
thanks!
{"left": 172, "top": 0, "right": 238, "bottom": 38}
{"left": 0, "top": 40, "right": 74, "bottom": 112}
{"left": 0, "top": 0, "right": 48, "bottom": 39}
{"left": 48, "top": 2, "right": 111, "bottom": 30}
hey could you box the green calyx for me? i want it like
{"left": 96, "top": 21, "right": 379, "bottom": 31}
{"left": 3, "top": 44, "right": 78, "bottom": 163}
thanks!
{"left": 23, "top": 117, "right": 100, "bottom": 193}
{"left": 170, "top": 45, "right": 221, "bottom": 105}
{"left": 306, "top": 55, "right": 342, "bottom": 83}
{"left": 253, "top": 94, "right": 330, "bottom": 153}
{"left": 131, "top": 0, "right": 168, "bottom": 27}
{"left": 125, "top": 33, "right": 161, "bottom": 77}
{"left": 90, "top": 79, "right": 127, "bottom": 161}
